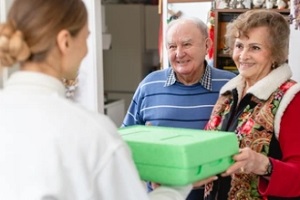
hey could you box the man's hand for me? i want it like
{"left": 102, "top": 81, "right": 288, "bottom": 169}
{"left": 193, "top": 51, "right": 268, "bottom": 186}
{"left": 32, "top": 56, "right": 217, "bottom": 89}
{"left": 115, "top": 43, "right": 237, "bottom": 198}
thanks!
{"left": 151, "top": 176, "right": 218, "bottom": 190}
{"left": 192, "top": 176, "right": 218, "bottom": 189}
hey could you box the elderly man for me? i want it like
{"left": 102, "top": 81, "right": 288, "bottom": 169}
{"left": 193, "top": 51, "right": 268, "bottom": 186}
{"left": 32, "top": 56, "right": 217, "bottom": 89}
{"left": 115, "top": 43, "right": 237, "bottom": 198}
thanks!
{"left": 122, "top": 17, "right": 236, "bottom": 200}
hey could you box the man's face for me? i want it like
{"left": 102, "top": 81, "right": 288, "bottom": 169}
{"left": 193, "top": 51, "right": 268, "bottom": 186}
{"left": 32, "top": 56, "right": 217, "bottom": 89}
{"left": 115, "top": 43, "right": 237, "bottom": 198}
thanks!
{"left": 166, "top": 21, "right": 208, "bottom": 83}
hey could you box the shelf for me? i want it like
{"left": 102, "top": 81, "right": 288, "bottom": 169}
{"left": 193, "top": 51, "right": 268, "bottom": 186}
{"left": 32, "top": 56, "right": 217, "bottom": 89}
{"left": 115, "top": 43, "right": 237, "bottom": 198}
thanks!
{"left": 213, "top": 8, "right": 290, "bottom": 13}
{"left": 168, "top": 0, "right": 211, "bottom": 3}
{"left": 217, "top": 53, "right": 231, "bottom": 58}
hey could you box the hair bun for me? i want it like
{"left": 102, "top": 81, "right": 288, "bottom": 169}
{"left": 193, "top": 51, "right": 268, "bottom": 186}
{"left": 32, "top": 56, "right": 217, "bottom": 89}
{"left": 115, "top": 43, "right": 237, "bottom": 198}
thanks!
{"left": 9, "top": 30, "right": 30, "bottom": 61}
{"left": 0, "top": 23, "right": 30, "bottom": 67}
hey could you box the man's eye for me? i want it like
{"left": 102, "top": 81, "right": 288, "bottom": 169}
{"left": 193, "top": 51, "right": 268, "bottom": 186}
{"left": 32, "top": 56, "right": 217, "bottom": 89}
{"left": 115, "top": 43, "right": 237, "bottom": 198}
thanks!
{"left": 251, "top": 46, "right": 261, "bottom": 50}
{"left": 168, "top": 45, "right": 176, "bottom": 49}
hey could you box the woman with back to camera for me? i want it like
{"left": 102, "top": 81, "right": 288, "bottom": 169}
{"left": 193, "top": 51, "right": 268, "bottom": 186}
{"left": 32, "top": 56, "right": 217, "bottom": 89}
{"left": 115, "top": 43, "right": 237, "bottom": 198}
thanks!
{"left": 204, "top": 10, "right": 300, "bottom": 199}
{"left": 0, "top": 0, "right": 214, "bottom": 199}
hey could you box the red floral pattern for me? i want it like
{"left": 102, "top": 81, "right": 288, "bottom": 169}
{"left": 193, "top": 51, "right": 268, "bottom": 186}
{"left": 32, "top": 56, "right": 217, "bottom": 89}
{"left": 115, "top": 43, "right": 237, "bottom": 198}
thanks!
{"left": 205, "top": 80, "right": 296, "bottom": 199}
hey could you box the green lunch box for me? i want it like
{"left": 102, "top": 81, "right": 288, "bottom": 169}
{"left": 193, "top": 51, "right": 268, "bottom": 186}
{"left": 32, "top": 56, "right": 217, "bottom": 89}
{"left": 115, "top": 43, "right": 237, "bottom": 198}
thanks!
{"left": 119, "top": 125, "right": 239, "bottom": 186}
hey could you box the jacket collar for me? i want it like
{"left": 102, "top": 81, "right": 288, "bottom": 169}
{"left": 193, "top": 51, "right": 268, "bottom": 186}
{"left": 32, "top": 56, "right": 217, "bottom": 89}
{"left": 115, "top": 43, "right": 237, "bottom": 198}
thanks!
{"left": 220, "top": 63, "right": 292, "bottom": 100}
{"left": 4, "top": 71, "right": 66, "bottom": 97}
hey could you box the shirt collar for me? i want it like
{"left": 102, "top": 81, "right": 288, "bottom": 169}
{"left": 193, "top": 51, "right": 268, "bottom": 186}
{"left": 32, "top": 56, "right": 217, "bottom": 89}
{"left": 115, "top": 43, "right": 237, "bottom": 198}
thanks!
{"left": 164, "top": 61, "right": 212, "bottom": 91}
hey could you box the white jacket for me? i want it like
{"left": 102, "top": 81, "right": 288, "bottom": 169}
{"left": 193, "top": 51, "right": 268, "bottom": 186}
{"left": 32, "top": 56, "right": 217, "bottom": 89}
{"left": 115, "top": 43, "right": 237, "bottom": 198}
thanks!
{"left": 0, "top": 71, "right": 191, "bottom": 200}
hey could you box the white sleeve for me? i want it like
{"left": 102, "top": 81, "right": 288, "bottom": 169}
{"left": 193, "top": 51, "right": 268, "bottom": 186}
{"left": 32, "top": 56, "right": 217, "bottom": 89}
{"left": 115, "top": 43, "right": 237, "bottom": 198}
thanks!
{"left": 149, "top": 185, "right": 193, "bottom": 200}
{"left": 95, "top": 143, "right": 191, "bottom": 200}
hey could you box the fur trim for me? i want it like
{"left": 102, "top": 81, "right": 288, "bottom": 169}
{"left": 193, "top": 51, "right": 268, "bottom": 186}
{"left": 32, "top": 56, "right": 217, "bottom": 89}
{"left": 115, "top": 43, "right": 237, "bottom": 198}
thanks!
{"left": 220, "top": 63, "right": 292, "bottom": 100}
{"left": 274, "top": 83, "right": 300, "bottom": 139}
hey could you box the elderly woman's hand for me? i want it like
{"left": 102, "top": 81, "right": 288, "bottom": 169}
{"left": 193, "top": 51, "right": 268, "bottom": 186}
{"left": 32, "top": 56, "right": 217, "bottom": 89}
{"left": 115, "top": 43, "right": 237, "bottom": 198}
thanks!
{"left": 221, "top": 147, "right": 270, "bottom": 176}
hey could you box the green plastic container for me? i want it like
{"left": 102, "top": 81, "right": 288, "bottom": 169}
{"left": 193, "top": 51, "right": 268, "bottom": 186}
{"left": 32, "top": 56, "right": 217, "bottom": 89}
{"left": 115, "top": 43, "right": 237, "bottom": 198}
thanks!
{"left": 119, "top": 125, "right": 239, "bottom": 186}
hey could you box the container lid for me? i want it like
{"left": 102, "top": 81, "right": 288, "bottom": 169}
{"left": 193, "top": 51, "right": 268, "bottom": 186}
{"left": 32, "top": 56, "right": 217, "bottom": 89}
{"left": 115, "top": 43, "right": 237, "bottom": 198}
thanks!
{"left": 119, "top": 125, "right": 239, "bottom": 168}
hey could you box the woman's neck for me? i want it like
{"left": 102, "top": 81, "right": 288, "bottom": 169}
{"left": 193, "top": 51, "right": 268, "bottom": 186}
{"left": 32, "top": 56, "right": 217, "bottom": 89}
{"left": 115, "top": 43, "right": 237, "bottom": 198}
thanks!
{"left": 21, "top": 61, "right": 62, "bottom": 82}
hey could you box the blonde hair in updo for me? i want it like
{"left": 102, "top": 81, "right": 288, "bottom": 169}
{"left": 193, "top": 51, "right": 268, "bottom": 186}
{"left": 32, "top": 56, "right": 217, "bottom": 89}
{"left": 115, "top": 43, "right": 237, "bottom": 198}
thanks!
{"left": 0, "top": 0, "right": 87, "bottom": 67}
{"left": 0, "top": 23, "right": 31, "bottom": 66}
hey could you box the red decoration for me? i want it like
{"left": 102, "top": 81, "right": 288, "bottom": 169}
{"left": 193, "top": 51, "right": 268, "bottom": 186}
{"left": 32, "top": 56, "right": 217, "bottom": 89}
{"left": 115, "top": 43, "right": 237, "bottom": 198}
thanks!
{"left": 208, "top": 10, "right": 215, "bottom": 60}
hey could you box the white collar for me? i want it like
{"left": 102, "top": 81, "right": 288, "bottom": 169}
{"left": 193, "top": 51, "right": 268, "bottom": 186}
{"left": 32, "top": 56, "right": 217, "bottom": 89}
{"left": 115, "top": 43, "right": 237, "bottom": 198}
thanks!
{"left": 4, "top": 71, "right": 66, "bottom": 97}
{"left": 220, "top": 63, "right": 292, "bottom": 100}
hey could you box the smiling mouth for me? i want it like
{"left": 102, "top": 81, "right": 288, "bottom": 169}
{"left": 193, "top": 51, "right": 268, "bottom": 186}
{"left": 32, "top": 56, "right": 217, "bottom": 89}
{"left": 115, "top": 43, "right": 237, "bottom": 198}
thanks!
{"left": 239, "top": 62, "right": 253, "bottom": 68}
{"left": 177, "top": 60, "right": 190, "bottom": 64}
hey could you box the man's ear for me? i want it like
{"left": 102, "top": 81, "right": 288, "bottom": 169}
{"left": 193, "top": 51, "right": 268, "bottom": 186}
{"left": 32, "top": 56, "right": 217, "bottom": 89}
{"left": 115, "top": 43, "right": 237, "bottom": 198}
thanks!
{"left": 205, "top": 37, "right": 213, "bottom": 53}
{"left": 56, "top": 29, "right": 71, "bottom": 54}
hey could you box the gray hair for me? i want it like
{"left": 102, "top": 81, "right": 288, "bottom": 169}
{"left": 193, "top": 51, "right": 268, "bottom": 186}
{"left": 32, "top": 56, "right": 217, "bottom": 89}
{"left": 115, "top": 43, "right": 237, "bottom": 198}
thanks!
{"left": 166, "top": 17, "right": 209, "bottom": 40}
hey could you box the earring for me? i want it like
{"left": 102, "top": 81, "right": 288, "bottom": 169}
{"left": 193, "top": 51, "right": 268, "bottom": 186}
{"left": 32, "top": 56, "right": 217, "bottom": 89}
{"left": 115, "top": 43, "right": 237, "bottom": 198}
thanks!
{"left": 271, "top": 62, "right": 277, "bottom": 69}
{"left": 62, "top": 78, "right": 78, "bottom": 99}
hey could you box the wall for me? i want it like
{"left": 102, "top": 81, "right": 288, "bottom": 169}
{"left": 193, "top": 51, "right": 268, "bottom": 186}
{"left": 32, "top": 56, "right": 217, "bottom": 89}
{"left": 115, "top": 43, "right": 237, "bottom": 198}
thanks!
{"left": 103, "top": 4, "right": 160, "bottom": 114}
{"left": 0, "top": 0, "right": 14, "bottom": 88}
{"left": 167, "top": 2, "right": 212, "bottom": 19}
{"left": 289, "top": 2, "right": 300, "bottom": 82}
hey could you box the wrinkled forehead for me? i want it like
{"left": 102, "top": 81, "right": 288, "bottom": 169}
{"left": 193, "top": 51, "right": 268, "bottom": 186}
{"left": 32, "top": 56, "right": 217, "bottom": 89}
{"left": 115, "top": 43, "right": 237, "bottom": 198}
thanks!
{"left": 166, "top": 22, "right": 204, "bottom": 43}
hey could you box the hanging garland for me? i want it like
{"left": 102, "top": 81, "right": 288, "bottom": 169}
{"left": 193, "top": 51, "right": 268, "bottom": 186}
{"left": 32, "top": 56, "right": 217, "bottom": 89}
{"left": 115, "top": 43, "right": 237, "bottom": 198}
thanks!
{"left": 207, "top": 10, "right": 215, "bottom": 60}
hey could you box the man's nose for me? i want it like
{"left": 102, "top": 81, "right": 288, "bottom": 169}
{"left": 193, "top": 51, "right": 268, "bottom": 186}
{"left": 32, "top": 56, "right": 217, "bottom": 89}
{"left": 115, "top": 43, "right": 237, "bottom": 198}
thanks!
{"left": 176, "top": 46, "right": 185, "bottom": 58}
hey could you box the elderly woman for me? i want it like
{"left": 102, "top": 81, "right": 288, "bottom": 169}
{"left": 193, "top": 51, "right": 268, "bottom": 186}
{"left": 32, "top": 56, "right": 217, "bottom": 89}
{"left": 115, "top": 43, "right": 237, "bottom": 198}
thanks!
{"left": 205, "top": 10, "right": 300, "bottom": 199}
{"left": 0, "top": 0, "right": 216, "bottom": 199}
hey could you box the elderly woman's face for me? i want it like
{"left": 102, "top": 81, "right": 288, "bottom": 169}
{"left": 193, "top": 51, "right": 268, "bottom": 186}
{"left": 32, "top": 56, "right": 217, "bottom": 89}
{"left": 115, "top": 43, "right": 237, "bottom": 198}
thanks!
{"left": 232, "top": 26, "right": 273, "bottom": 84}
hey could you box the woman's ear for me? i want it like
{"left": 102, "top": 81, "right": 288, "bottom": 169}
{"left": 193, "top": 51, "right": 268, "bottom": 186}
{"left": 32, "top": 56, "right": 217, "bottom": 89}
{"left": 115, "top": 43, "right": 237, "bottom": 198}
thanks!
{"left": 56, "top": 29, "right": 71, "bottom": 54}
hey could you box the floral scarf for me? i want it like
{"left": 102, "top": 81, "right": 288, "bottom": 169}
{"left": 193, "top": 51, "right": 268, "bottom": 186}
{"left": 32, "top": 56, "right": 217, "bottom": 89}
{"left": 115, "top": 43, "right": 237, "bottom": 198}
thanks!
{"left": 204, "top": 80, "right": 296, "bottom": 200}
